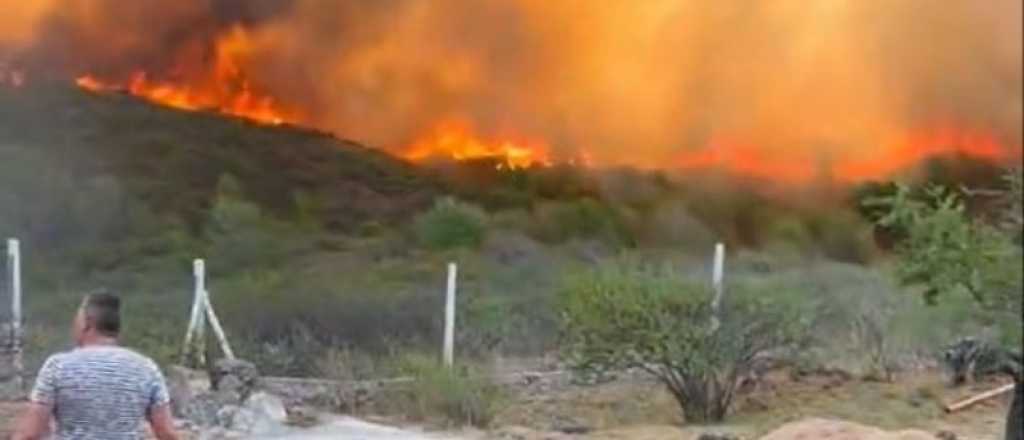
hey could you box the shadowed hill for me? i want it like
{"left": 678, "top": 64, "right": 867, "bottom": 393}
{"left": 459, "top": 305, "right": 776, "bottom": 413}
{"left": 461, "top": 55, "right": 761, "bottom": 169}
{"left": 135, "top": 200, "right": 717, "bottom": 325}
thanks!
{"left": 0, "top": 82, "right": 439, "bottom": 231}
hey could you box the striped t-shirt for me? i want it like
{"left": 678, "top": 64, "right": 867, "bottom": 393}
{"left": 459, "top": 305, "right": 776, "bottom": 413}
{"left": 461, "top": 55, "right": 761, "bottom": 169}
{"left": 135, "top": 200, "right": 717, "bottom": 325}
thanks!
{"left": 30, "top": 346, "right": 171, "bottom": 440}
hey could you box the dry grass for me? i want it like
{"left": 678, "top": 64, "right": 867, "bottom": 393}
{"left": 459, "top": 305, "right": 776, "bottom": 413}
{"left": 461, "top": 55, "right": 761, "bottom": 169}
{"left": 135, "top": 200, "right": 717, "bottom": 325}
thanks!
{"left": 490, "top": 370, "right": 1010, "bottom": 439}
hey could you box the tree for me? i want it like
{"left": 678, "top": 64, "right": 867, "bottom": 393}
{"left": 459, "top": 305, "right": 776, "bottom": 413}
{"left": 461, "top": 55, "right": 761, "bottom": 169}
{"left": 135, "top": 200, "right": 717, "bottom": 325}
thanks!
{"left": 414, "top": 197, "right": 487, "bottom": 250}
{"left": 558, "top": 263, "right": 809, "bottom": 422}
{"left": 866, "top": 168, "right": 1022, "bottom": 440}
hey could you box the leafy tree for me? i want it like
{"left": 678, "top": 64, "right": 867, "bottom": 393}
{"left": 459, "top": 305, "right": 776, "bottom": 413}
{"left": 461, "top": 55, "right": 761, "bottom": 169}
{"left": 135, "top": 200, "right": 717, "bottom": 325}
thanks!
{"left": 865, "top": 170, "right": 1022, "bottom": 347}
{"left": 866, "top": 168, "right": 1022, "bottom": 440}
{"left": 414, "top": 197, "right": 487, "bottom": 250}
{"left": 558, "top": 263, "right": 809, "bottom": 422}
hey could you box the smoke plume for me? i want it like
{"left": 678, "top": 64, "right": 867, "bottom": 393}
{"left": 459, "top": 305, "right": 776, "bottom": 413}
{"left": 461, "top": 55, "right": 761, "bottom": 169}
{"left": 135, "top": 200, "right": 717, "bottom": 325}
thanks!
{"left": 2, "top": 0, "right": 1021, "bottom": 178}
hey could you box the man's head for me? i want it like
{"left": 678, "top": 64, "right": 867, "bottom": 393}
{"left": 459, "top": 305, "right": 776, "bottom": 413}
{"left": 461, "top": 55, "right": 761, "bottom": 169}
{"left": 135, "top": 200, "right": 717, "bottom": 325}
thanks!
{"left": 72, "top": 292, "right": 121, "bottom": 346}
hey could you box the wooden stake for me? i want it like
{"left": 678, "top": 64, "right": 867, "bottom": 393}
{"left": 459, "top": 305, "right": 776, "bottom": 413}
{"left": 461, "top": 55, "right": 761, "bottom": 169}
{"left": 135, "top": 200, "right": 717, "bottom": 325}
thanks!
{"left": 944, "top": 383, "right": 1015, "bottom": 413}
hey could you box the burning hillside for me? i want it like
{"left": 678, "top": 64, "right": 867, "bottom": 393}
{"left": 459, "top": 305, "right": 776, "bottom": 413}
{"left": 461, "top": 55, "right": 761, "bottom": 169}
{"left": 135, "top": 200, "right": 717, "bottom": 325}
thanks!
{"left": 1, "top": 0, "right": 1020, "bottom": 182}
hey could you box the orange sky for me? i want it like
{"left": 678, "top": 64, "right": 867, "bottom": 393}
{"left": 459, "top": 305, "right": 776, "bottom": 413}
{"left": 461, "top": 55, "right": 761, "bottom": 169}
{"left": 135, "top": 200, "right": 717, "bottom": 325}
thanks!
{"left": 2, "top": 0, "right": 1021, "bottom": 179}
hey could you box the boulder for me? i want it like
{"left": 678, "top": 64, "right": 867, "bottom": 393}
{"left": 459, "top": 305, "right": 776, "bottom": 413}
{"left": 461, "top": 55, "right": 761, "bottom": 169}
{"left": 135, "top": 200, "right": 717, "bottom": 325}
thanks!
{"left": 210, "top": 358, "right": 259, "bottom": 401}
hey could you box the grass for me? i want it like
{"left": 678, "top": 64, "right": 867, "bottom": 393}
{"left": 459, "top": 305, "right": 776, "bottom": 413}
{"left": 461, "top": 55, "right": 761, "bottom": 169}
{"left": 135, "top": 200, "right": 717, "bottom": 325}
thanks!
{"left": 492, "top": 371, "right": 1009, "bottom": 438}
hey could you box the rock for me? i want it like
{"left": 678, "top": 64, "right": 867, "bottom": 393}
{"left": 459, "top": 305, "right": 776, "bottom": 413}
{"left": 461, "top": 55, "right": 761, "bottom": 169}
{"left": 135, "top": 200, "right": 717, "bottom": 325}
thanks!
{"left": 494, "top": 426, "right": 537, "bottom": 439}
{"left": 216, "top": 375, "right": 245, "bottom": 403}
{"left": 286, "top": 405, "right": 320, "bottom": 427}
{"left": 214, "top": 405, "right": 241, "bottom": 428}
{"left": 552, "top": 419, "right": 591, "bottom": 435}
{"left": 210, "top": 359, "right": 259, "bottom": 401}
{"left": 934, "top": 430, "right": 957, "bottom": 440}
{"left": 166, "top": 365, "right": 197, "bottom": 417}
{"left": 205, "top": 391, "right": 287, "bottom": 436}
{"left": 244, "top": 392, "right": 288, "bottom": 424}
{"left": 184, "top": 393, "right": 230, "bottom": 428}
{"left": 698, "top": 434, "right": 739, "bottom": 440}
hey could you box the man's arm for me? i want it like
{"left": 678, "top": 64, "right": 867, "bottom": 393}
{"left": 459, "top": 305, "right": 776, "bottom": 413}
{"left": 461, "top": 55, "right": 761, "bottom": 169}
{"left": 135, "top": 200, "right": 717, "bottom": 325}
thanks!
{"left": 15, "top": 355, "right": 59, "bottom": 440}
{"left": 148, "top": 403, "right": 180, "bottom": 440}
{"left": 147, "top": 362, "right": 179, "bottom": 440}
{"left": 12, "top": 402, "right": 51, "bottom": 440}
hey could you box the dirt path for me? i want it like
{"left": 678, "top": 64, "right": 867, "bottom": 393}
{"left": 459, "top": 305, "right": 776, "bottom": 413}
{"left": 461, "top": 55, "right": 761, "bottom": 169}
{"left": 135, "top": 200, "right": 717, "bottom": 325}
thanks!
{"left": 252, "top": 416, "right": 465, "bottom": 440}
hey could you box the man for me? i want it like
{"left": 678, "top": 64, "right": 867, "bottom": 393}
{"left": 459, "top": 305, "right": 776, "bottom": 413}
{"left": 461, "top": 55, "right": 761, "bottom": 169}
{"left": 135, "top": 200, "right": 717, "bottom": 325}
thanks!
{"left": 13, "top": 293, "right": 179, "bottom": 440}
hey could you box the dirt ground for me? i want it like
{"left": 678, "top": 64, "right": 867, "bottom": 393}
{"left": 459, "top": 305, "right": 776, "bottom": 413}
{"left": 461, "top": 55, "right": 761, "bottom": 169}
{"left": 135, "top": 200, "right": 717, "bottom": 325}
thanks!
{"left": 486, "top": 370, "right": 1011, "bottom": 439}
{"left": 0, "top": 371, "right": 1011, "bottom": 439}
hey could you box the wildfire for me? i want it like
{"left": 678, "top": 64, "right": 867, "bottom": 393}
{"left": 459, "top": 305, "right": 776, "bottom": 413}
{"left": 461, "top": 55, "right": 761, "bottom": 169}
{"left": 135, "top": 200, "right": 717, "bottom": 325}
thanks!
{"left": 671, "top": 126, "right": 1019, "bottom": 184}
{"left": 74, "top": 26, "right": 299, "bottom": 126}
{"left": 835, "top": 126, "right": 1013, "bottom": 181}
{"left": 402, "top": 120, "right": 552, "bottom": 169}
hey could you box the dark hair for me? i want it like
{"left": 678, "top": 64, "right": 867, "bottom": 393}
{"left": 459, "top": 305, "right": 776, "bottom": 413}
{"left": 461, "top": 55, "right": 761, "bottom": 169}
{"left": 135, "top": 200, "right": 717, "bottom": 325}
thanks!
{"left": 84, "top": 292, "right": 121, "bottom": 336}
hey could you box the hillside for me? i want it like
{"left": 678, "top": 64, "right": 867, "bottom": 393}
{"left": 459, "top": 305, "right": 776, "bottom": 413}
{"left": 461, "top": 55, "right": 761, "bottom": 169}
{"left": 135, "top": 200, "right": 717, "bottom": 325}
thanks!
{"left": 0, "top": 82, "right": 439, "bottom": 231}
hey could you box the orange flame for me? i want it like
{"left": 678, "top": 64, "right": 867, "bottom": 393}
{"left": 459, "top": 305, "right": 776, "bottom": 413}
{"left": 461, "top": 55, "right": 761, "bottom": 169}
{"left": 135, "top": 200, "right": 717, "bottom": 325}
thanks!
{"left": 835, "top": 126, "right": 1014, "bottom": 181}
{"left": 671, "top": 126, "right": 1019, "bottom": 184}
{"left": 75, "top": 26, "right": 299, "bottom": 126}
{"left": 402, "top": 120, "right": 552, "bottom": 169}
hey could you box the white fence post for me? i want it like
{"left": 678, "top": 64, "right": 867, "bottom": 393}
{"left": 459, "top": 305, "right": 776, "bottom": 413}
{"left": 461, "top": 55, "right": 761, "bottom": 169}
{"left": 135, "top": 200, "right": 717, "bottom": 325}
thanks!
{"left": 203, "top": 289, "right": 235, "bottom": 360}
{"left": 711, "top": 243, "right": 725, "bottom": 330}
{"left": 183, "top": 259, "right": 208, "bottom": 366}
{"left": 7, "top": 240, "right": 21, "bottom": 338}
{"left": 6, "top": 239, "right": 23, "bottom": 390}
{"left": 443, "top": 262, "right": 457, "bottom": 368}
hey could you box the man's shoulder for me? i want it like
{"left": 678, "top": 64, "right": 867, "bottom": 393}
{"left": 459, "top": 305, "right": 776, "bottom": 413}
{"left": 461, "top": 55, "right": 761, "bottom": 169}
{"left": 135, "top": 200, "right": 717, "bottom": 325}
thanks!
{"left": 62, "top": 346, "right": 161, "bottom": 371}
{"left": 37, "top": 351, "right": 70, "bottom": 373}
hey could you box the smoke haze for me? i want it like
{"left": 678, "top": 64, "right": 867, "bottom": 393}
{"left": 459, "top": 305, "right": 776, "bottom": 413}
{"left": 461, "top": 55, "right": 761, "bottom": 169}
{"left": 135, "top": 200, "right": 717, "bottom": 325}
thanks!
{"left": 2, "top": 0, "right": 1021, "bottom": 172}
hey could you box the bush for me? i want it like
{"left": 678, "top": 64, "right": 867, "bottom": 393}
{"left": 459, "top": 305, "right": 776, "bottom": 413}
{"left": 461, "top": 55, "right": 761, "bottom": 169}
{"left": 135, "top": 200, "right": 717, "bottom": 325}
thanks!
{"left": 395, "top": 355, "right": 504, "bottom": 428}
{"left": 204, "top": 175, "right": 299, "bottom": 274}
{"left": 631, "top": 199, "right": 716, "bottom": 251}
{"left": 559, "top": 262, "right": 809, "bottom": 422}
{"left": 415, "top": 197, "right": 487, "bottom": 250}
{"left": 529, "top": 198, "right": 630, "bottom": 246}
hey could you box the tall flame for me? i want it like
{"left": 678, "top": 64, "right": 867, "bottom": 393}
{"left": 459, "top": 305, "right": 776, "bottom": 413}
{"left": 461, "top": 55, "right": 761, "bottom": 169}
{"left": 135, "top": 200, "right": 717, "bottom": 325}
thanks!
{"left": 402, "top": 119, "right": 552, "bottom": 169}
{"left": 75, "top": 26, "right": 299, "bottom": 126}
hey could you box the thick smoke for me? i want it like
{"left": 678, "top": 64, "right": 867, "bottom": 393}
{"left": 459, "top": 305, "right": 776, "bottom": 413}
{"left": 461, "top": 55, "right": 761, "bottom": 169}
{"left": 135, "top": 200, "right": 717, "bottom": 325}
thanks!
{"left": 2, "top": 0, "right": 1021, "bottom": 168}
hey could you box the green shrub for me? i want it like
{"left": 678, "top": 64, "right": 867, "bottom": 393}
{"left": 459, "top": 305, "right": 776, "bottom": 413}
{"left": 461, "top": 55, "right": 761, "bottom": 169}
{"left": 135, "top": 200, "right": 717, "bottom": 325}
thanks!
{"left": 559, "top": 261, "right": 810, "bottom": 422}
{"left": 631, "top": 199, "right": 716, "bottom": 251}
{"left": 395, "top": 354, "right": 504, "bottom": 428}
{"left": 204, "top": 174, "right": 300, "bottom": 274}
{"left": 415, "top": 197, "right": 487, "bottom": 250}
{"left": 315, "top": 347, "right": 381, "bottom": 382}
{"left": 529, "top": 198, "right": 630, "bottom": 246}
